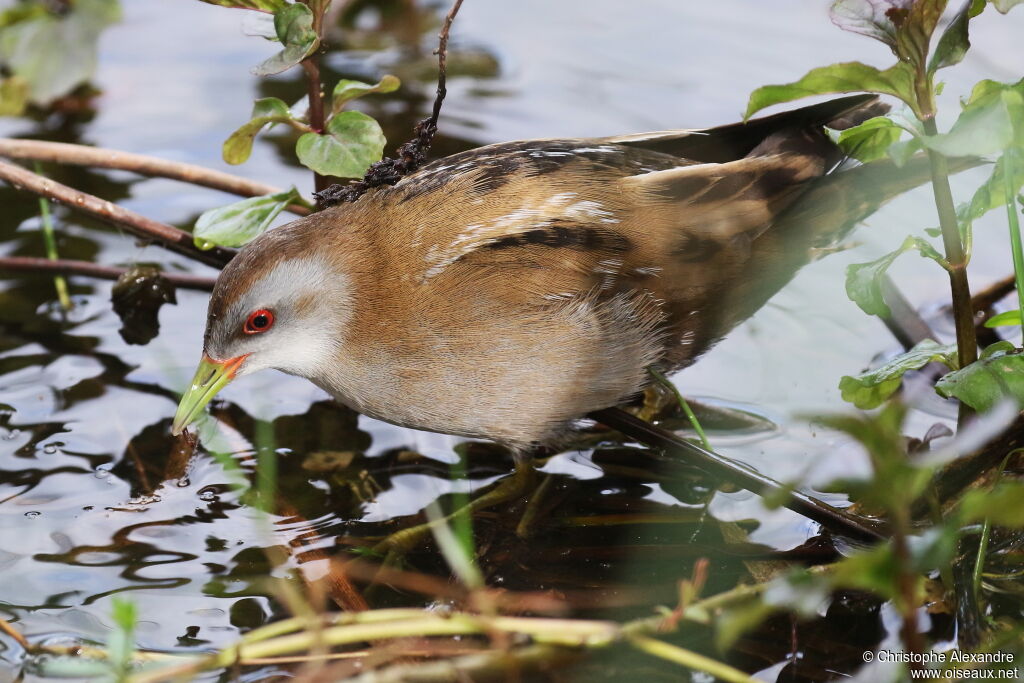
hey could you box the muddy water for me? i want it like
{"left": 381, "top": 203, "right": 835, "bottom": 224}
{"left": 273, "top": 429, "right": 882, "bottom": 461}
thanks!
{"left": 1, "top": 1, "right": 1022, "bottom": 680}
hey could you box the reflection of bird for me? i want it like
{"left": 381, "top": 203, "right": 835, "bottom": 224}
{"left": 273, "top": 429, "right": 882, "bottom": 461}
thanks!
{"left": 173, "top": 95, "right": 901, "bottom": 449}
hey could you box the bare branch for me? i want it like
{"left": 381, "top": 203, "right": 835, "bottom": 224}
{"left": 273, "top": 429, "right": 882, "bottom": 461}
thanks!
{"left": 0, "top": 159, "right": 234, "bottom": 268}
{"left": 0, "top": 256, "right": 216, "bottom": 291}
{"left": 0, "top": 138, "right": 310, "bottom": 215}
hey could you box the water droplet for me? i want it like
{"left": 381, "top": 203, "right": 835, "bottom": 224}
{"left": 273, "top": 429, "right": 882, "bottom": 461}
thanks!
{"left": 198, "top": 489, "right": 217, "bottom": 502}
{"left": 177, "top": 477, "right": 191, "bottom": 488}
{"left": 42, "top": 444, "right": 58, "bottom": 455}
{"left": 24, "top": 511, "right": 40, "bottom": 519}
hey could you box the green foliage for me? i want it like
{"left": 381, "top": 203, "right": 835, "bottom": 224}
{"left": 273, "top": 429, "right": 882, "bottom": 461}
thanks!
{"left": 957, "top": 481, "right": 1024, "bottom": 526}
{"left": 0, "top": 75, "right": 27, "bottom": 115}
{"left": 0, "top": 0, "right": 120, "bottom": 113}
{"left": 193, "top": 187, "right": 304, "bottom": 249}
{"left": 223, "top": 97, "right": 302, "bottom": 165}
{"left": 985, "top": 309, "right": 1022, "bottom": 327}
{"left": 924, "top": 80, "right": 1024, "bottom": 157}
{"left": 837, "top": 116, "right": 904, "bottom": 162}
{"left": 845, "top": 235, "right": 947, "bottom": 318}
{"left": 296, "top": 111, "right": 387, "bottom": 179}
{"left": 839, "top": 339, "right": 957, "bottom": 409}
{"left": 331, "top": 74, "right": 400, "bottom": 114}
{"left": 745, "top": 61, "right": 916, "bottom": 120}
{"left": 251, "top": 3, "right": 318, "bottom": 76}
{"left": 936, "top": 342, "right": 1024, "bottom": 410}
{"left": 928, "top": 0, "right": 985, "bottom": 73}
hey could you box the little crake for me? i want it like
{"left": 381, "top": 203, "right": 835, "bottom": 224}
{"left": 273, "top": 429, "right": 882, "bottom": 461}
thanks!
{"left": 173, "top": 95, "right": 886, "bottom": 450}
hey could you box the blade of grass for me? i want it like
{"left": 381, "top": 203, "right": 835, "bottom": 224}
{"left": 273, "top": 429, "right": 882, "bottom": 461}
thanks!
{"left": 649, "top": 367, "right": 711, "bottom": 450}
{"left": 629, "top": 634, "right": 758, "bottom": 683}
{"left": 34, "top": 163, "right": 71, "bottom": 310}
{"left": 1003, "top": 152, "right": 1024, "bottom": 339}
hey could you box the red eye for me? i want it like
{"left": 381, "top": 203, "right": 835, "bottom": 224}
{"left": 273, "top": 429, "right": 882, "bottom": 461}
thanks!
{"left": 243, "top": 309, "right": 274, "bottom": 334}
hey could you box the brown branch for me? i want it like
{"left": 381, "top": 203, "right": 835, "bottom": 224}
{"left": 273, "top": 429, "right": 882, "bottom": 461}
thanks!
{"left": 314, "top": 0, "right": 465, "bottom": 207}
{"left": 589, "top": 407, "right": 887, "bottom": 543}
{"left": 0, "top": 138, "right": 309, "bottom": 215}
{"left": 0, "top": 256, "right": 217, "bottom": 290}
{"left": 0, "top": 159, "right": 235, "bottom": 268}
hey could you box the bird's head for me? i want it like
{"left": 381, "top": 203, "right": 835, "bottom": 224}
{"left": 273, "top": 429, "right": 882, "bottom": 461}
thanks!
{"left": 172, "top": 222, "right": 351, "bottom": 435}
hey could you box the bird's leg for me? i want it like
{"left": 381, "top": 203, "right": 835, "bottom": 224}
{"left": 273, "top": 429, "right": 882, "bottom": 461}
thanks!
{"left": 372, "top": 456, "right": 539, "bottom": 558}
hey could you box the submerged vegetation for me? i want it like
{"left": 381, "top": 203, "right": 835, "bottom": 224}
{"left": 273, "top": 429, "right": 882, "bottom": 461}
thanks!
{"left": 0, "top": 0, "right": 1024, "bottom": 681}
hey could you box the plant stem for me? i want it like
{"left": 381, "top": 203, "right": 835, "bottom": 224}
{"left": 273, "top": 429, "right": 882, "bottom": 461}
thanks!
{"left": 0, "top": 138, "right": 309, "bottom": 214}
{"left": 629, "top": 635, "right": 758, "bottom": 683}
{"left": 34, "top": 170, "right": 71, "bottom": 310}
{"left": 0, "top": 256, "right": 216, "bottom": 290}
{"left": 1002, "top": 152, "right": 1024, "bottom": 338}
{"left": 301, "top": 1, "right": 329, "bottom": 194}
{"left": 649, "top": 367, "right": 711, "bottom": 450}
{"left": 922, "top": 118, "right": 978, "bottom": 374}
{"left": 890, "top": 507, "right": 925, "bottom": 668}
{"left": 0, "top": 159, "right": 234, "bottom": 268}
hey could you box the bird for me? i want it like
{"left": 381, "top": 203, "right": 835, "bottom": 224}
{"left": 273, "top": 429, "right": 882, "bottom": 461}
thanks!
{"left": 172, "top": 95, "right": 903, "bottom": 452}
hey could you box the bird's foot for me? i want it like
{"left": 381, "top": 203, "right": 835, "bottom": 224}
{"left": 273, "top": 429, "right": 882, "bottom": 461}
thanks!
{"left": 373, "top": 461, "right": 538, "bottom": 558}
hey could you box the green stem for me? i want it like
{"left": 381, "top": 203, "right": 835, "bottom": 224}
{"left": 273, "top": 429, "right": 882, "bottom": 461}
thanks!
{"left": 648, "top": 367, "right": 711, "bottom": 450}
{"left": 34, "top": 163, "right": 71, "bottom": 310}
{"left": 922, "top": 118, "right": 978, "bottom": 374}
{"left": 629, "top": 635, "right": 758, "bottom": 683}
{"left": 1003, "top": 152, "right": 1024, "bottom": 339}
{"left": 971, "top": 454, "right": 1012, "bottom": 609}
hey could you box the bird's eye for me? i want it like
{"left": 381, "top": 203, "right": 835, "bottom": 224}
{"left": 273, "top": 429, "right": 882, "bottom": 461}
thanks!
{"left": 243, "top": 309, "right": 274, "bottom": 335}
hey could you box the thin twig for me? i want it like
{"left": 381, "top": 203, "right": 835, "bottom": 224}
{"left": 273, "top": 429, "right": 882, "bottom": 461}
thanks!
{"left": 314, "top": 0, "right": 465, "bottom": 207}
{"left": 0, "top": 256, "right": 217, "bottom": 290}
{"left": 0, "top": 617, "right": 29, "bottom": 650}
{"left": 0, "top": 138, "right": 309, "bottom": 214}
{"left": 0, "top": 159, "right": 235, "bottom": 268}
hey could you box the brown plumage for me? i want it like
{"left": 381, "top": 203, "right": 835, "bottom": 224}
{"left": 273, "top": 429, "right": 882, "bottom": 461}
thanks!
{"left": 175, "top": 95, "right": 903, "bottom": 449}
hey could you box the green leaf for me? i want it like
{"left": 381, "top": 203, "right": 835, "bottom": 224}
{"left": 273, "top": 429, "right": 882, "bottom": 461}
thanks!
{"left": 955, "top": 145, "right": 1024, "bottom": 236}
{"left": 330, "top": 74, "right": 400, "bottom": 114}
{"left": 990, "top": 0, "right": 1024, "bottom": 12}
{"left": 0, "top": 76, "right": 28, "bottom": 116}
{"left": 887, "top": 136, "right": 923, "bottom": 166}
{"left": 197, "top": 0, "right": 289, "bottom": 10}
{"left": 837, "top": 116, "right": 904, "bottom": 162}
{"left": 846, "top": 248, "right": 904, "bottom": 318}
{"left": 193, "top": 187, "right": 302, "bottom": 249}
{"left": 222, "top": 97, "right": 297, "bottom": 165}
{"left": 744, "top": 61, "right": 917, "bottom": 120}
{"left": 251, "top": 3, "right": 318, "bottom": 76}
{"left": 958, "top": 482, "right": 1024, "bottom": 526}
{"left": 846, "top": 236, "right": 949, "bottom": 318}
{"left": 839, "top": 339, "right": 958, "bottom": 409}
{"left": 935, "top": 348, "right": 1024, "bottom": 411}
{"left": 0, "top": 0, "right": 120, "bottom": 104}
{"left": 924, "top": 86, "right": 1024, "bottom": 157}
{"left": 929, "top": 0, "right": 986, "bottom": 73}
{"left": 295, "top": 110, "right": 386, "bottom": 178}
{"left": 985, "top": 309, "right": 1022, "bottom": 327}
